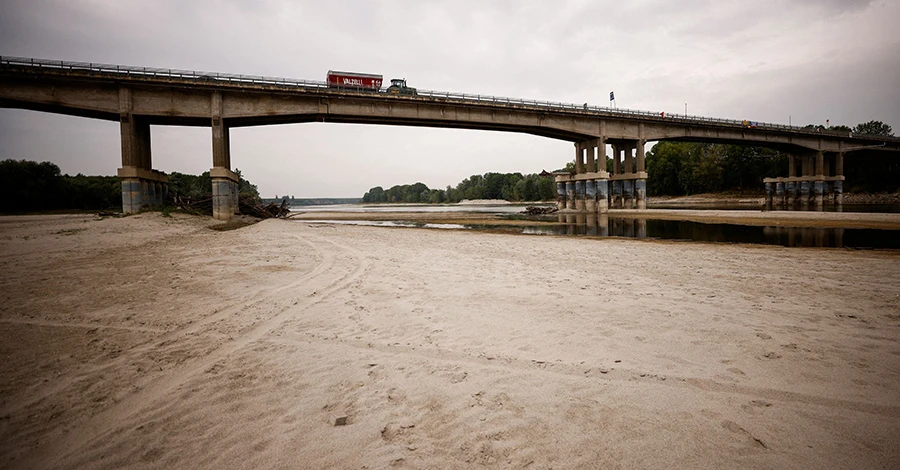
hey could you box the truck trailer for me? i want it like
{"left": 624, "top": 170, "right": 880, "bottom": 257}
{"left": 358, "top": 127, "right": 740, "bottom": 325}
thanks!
{"left": 326, "top": 70, "right": 383, "bottom": 91}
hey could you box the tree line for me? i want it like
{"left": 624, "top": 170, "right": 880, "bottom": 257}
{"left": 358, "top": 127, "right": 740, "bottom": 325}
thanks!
{"left": 362, "top": 172, "right": 558, "bottom": 203}
{"left": 645, "top": 120, "right": 896, "bottom": 195}
{"left": 0, "top": 159, "right": 260, "bottom": 213}
{"left": 363, "top": 120, "right": 896, "bottom": 202}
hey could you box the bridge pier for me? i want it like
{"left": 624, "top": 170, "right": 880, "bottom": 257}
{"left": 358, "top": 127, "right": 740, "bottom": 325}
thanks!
{"left": 210, "top": 167, "right": 239, "bottom": 220}
{"left": 556, "top": 182, "right": 566, "bottom": 211}
{"left": 623, "top": 180, "right": 634, "bottom": 209}
{"left": 575, "top": 180, "right": 586, "bottom": 211}
{"left": 565, "top": 181, "right": 575, "bottom": 210}
{"left": 766, "top": 148, "right": 843, "bottom": 210}
{"left": 597, "top": 179, "right": 609, "bottom": 212}
{"left": 210, "top": 92, "right": 240, "bottom": 220}
{"left": 585, "top": 180, "right": 597, "bottom": 212}
{"left": 117, "top": 101, "right": 167, "bottom": 213}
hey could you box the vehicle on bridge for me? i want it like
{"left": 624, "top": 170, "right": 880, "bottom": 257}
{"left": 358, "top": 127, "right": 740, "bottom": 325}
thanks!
{"left": 386, "top": 78, "right": 417, "bottom": 96}
{"left": 326, "top": 70, "right": 383, "bottom": 91}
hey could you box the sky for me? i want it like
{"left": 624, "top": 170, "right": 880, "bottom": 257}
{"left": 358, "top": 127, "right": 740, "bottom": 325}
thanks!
{"left": 1, "top": 0, "right": 898, "bottom": 198}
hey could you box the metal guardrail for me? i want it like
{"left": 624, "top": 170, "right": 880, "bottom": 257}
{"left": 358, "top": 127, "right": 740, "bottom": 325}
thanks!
{"left": 1, "top": 55, "right": 893, "bottom": 141}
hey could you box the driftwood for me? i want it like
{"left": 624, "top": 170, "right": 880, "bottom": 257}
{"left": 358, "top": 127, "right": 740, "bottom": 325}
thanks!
{"left": 241, "top": 197, "right": 291, "bottom": 218}
{"left": 171, "top": 195, "right": 291, "bottom": 219}
{"left": 523, "top": 205, "right": 558, "bottom": 215}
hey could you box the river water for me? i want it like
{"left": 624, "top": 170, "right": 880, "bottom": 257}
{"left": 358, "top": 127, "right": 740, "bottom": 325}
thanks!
{"left": 291, "top": 203, "right": 900, "bottom": 249}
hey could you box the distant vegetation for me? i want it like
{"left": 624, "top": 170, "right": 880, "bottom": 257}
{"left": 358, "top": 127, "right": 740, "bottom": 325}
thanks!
{"left": 0, "top": 159, "right": 120, "bottom": 213}
{"left": 363, "top": 120, "right": 897, "bottom": 201}
{"left": 646, "top": 120, "right": 896, "bottom": 195}
{"left": 362, "top": 172, "right": 557, "bottom": 204}
{"left": 0, "top": 159, "right": 261, "bottom": 214}
{"left": 263, "top": 197, "right": 362, "bottom": 206}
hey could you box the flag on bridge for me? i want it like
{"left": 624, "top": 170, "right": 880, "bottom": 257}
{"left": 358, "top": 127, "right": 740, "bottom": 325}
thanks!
{"left": 609, "top": 91, "right": 615, "bottom": 101}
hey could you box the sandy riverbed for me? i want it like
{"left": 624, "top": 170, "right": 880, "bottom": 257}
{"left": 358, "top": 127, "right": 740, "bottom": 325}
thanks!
{"left": 1, "top": 213, "right": 899, "bottom": 469}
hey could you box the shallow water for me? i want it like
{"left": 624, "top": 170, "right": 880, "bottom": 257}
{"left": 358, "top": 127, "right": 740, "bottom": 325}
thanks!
{"left": 300, "top": 216, "right": 900, "bottom": 249}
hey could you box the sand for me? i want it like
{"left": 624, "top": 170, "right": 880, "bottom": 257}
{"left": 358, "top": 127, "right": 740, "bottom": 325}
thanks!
{"left": 1, "top": 212, "right": 899, "bottom": 469}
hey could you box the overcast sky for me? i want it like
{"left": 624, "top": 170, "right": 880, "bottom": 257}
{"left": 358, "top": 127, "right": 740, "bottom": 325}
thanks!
{"left": 2, "top": 0, "right": 898, "bottom": 197}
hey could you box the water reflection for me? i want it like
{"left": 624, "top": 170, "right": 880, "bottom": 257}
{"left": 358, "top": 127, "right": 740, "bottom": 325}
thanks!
{"left": 540, "top": 215, "right": 897, "bottom": 249}
{"left": 301, "top": 217, "right": 899, "bottom": 249}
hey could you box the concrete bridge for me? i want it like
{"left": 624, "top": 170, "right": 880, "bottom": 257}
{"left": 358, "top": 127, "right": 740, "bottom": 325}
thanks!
{"left": 2, "top": 56, "right": 898, "bottom": 219}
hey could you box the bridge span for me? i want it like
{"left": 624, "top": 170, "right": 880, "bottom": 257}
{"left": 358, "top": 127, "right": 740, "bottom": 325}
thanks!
{"left": 2, "top": 56, "right": 898, "bottom": 218}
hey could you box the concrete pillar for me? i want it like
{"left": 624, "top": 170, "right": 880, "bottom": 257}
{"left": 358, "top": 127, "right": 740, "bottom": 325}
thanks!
{"left": 788, "top": 155, "right": 796, "bottom": 177}
{"left": 623, "top": 180, "right": 634, "bottom": 209}
{"left": 119, "top": 109, "right": 154, "bottom": 213}
{"left": 636, "top": 140, "right": 646, "bottom": 173}
{"left": 556, "top": 182, "right": 566, "bottom": 211}
{"left": 800, "top": 180, "right": 810, "bottom": 207}
{"left": 611, "top": 180, "right": 623, "bottom": 208}
{"left": 597, "top": 179, "right": 609, "bottom": 213}
{"left": 836, "top": 152, "right": 844, "bottom": 177}
{"left": 636, "top": 179, "right": 647, "bottom": 209}
{"left": 585, "top": 180, "right": 597, "bottom": 212}
{"left": 765, "top": 182, "right": 774, "bottom": 206}
{"left": 598, "top": 214, "right": 609, "bottom": 237}
{"left": 612, "top": 144, "right": 621, "bottom": 175}
{"left": 815, "top": 151, "right": 824, "bottom": 177}
{"left": 575, "top": 180, "right": 586, "bottom": 211}
{"left": 814, "top": 180, "right": 825, "bottom": 207}
{"left": 211, "top": 167, "right": 238, "bottom": 220}
{"left": 597, "top": 137, "right": 607, "bottom": 173}
{"left": 834, "top": 180, "right": 843, "bottom": 205}
{"left": 775, "top": 181, "right": 785, "bottom": 206}
{"left": 624, "top": 145, "right": 634, "bottom": 175}
{"left": 566, "top": 181, "right": 575, "bottom": 210}
{"left": 212, "top": 92, "right": 231, "bottom": 169}
{"left": 121, "top": 178, "right": 142, "bottom": 213}
{"left": 585, "top": 143, "right": 595, "bottom": 173}
{"left": 801, "top": 153, "right": 810, "bottom": 177}
{"left": 574, "top": 143, "right": 583, "bottom": 174}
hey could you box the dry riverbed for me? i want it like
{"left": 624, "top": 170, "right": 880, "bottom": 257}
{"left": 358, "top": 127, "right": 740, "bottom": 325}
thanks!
{"left": 1, "top": 212, "right": 899, "bottom": 469}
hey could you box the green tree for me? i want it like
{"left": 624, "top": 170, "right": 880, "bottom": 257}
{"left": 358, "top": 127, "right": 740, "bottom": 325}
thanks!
{"left": 852, "top": 120, "right": 893, "bottom": 136}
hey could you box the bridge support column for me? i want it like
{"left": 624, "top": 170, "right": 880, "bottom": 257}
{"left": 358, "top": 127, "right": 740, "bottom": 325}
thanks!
{"left": 118, "top": 110, "right": 167, "bottom": 213}
{"left": 624, "top": 144, "right": 634, "bottom": 174}
{"left": 835, "top": 153, "right": 844, "bottom": 206}
{"left": 597, "top": 179, "right": 609, "bottom": 212}
{"left": 556, "top": 182, "right": 566, "bottom": 211}
{"left": 814, "top": 180, "right": 825, "bottom": 207}
{"left": 623, "top": 180, "right": 634, "bottom": 209}
{"left": 210, "top": 92, "right": 239, "bottom": 218}
{"left": 775, "top": 181, "right": 785, "bottom": 206}
{"left": 765, "top": 182, "right": 774, "bottom": 207}
{"left": 611, "top": 180, "right": 622, "bottom": 209}
{"left": 800, "top": 181, "right": 810, "bottom": 207}
{"left": 210, "top": 167, "right": 239, "bottom": 220}
{"left": 585, "top": 180, "right": 597, "bottom": 212}
{"left": 565, "top": 181, "right": 575, "bottom": 210}
{"left": 575, "top": 181, "right": 586, "bottom": 211}
{"left": 636, "top": 179, "right": 647, "bottom": 209}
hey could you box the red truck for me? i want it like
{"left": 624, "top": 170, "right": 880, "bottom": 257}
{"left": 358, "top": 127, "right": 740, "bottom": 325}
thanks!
{"left": 326, "top": 70, "right": 383, "bottom": 91}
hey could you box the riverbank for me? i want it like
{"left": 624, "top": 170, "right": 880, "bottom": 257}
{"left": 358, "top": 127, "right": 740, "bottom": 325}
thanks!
{"left": 650, "top": 191, "right": 900, "bottom": 206}
{"left": 1, "top": 213, "right": 898, "bottom": 468}
{"left": 290, "top": 207, "right": 900, "bottom": 230}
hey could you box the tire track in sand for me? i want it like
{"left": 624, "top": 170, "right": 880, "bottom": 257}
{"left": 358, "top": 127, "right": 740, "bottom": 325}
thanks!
{"left": 0, "top": 228, "right": 335, "bottom": 418}
{"left": 15, "top": 229, "right": 372, "bottom": 469}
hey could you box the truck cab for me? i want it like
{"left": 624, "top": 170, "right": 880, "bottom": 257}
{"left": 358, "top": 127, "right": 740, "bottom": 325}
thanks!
{"left": 386, "top": 78, "right": 417, "bottom": 96}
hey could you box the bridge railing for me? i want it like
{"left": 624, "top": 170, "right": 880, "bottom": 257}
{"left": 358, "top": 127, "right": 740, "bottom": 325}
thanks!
{"left": 0, "top": 55, "right": 883, "bottom": 140}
